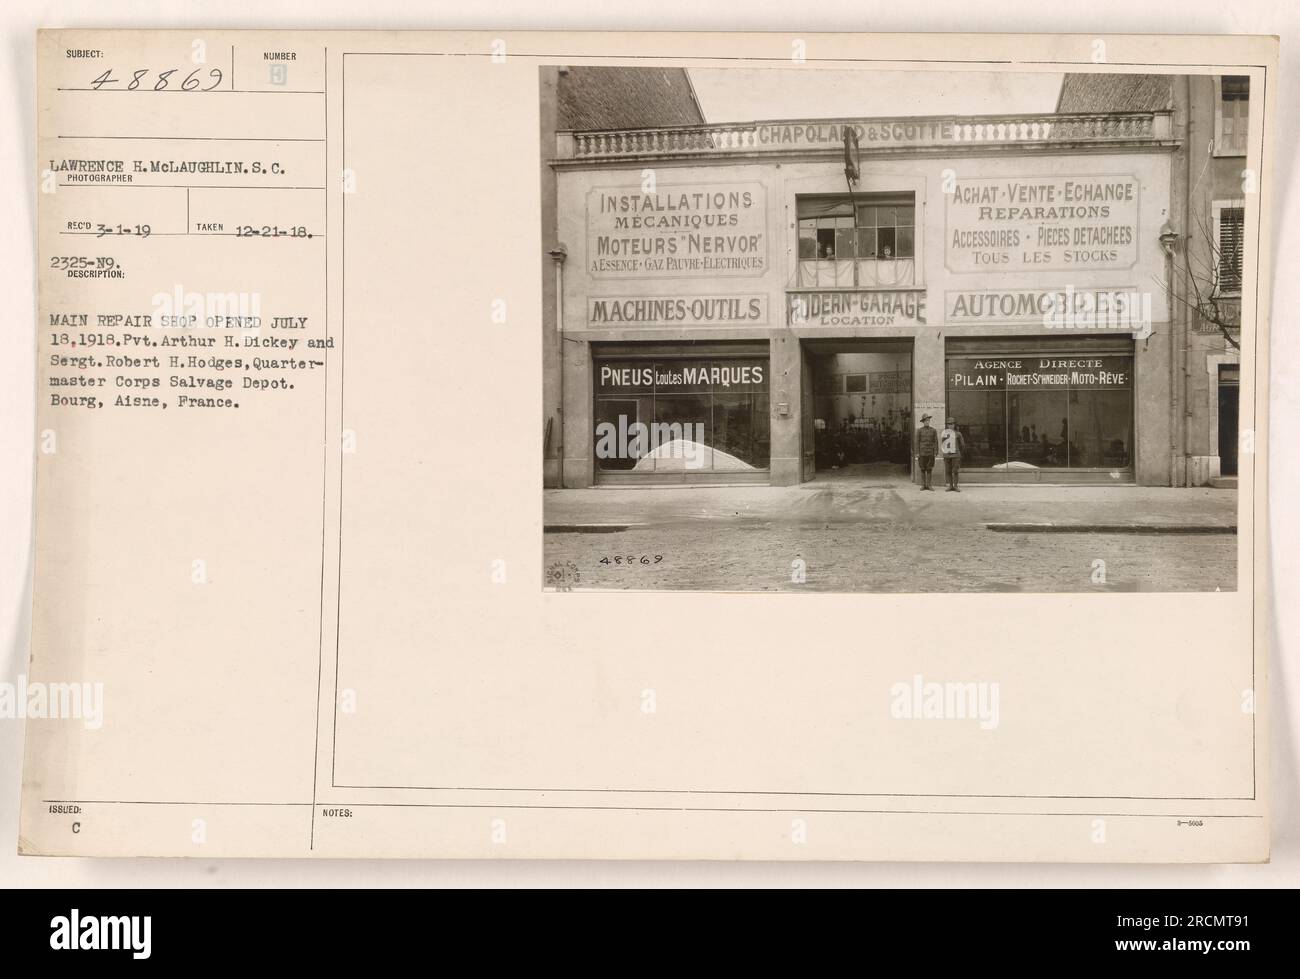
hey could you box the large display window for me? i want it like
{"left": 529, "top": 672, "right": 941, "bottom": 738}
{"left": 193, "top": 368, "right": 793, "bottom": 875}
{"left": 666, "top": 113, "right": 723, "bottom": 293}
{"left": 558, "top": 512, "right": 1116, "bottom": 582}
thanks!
{"left": 593, "top": 355, "right": 770, "bottom": 474}
{"left": 946, "top": 352, "right": 1133, "bottom": 470}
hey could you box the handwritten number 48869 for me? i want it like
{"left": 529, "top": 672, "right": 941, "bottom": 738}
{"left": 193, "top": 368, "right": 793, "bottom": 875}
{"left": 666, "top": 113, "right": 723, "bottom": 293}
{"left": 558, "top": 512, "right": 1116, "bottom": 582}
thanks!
{"left": 599, "top": 555, "right": 664, "bottom": 566}
{"left": 90, "top": 68, "right": 225, "bottom": 92}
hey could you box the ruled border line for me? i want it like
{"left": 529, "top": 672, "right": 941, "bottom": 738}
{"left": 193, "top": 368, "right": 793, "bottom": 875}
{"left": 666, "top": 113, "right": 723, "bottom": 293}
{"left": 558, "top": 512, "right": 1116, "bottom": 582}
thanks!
{"left": 326, "top": 50, "right": 1263, "bottom": 820}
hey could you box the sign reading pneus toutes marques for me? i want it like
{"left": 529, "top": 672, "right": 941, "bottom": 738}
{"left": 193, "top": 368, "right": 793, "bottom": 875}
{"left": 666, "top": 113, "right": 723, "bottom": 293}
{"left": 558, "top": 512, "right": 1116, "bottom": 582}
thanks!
{"left": 945, "top": 174, "right": 1140, "bottom": 273}
{"left": 586, "top": 182, "right": 767, "bottom": 278}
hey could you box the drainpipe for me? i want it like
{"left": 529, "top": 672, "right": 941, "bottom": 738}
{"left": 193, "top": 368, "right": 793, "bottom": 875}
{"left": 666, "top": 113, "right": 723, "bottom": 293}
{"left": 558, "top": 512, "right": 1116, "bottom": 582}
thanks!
{"left": 549, "top": 243, "right": 568, "bottom": 488}
{"left": 1163, "top": 237, "right": 1177, "bottom": 486}
{"left": 1165, "top": 78, "right": 1190, "bottom": 487}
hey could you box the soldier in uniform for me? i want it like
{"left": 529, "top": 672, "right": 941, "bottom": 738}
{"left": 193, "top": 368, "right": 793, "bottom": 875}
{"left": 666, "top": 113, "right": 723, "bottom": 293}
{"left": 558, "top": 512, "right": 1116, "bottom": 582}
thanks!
{"left": 915, "top": 412, "right": 938, "bottom": 490}
{"left": 941, "top": 416, "right": 965, "bottom": 492}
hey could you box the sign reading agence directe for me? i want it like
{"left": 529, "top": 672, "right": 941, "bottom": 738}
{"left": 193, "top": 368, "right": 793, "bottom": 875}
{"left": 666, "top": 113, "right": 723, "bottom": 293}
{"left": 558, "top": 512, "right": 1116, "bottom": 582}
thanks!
{"left": 948, "top": 356, "right": 1133, "bottom": 390}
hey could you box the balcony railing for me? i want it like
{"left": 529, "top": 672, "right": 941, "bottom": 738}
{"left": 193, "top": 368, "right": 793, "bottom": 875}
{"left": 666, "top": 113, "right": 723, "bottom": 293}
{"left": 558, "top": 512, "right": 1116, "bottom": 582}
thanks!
{"left": 558, "top": 111, "right": 1174, "bottom": 161}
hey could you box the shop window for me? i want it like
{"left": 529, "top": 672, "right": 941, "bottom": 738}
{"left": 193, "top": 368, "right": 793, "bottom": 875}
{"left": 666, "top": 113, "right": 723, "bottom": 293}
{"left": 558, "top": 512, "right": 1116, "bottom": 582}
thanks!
{"left": 945, "top": 354, "right": 1133, "bottom": 470}
{"left": 592, "top": 397, "right": 645, "bottom": 471}
{"left": 945, "top": 389, "right": 1007, "bottom": 469}
{"left": 1214, "top": 203, "right": 1245, "bottom": 295}
{"left": 653, "top": 393, "right": 713, "bottom": 471}
{"left": 594, "top": 358, "right": 770, "bottom": 473}
{"left": 1069, "top": 388, "right": 1135, "bottom": 468}
{"left": 797, "top": 194, "right": 916, "bottom": 288}
{"left": 712, "top": 393, "right": 770, "bottom": 470}
{"left": 1008, "top": 391, "right": 1070, "bottom": 468}
{"left": 1215, "top": 75, "right": 1249, "bottom": 157}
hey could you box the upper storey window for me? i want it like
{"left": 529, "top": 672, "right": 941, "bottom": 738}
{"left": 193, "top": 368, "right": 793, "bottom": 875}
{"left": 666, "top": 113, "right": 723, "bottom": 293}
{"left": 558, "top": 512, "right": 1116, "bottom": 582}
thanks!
{"left": 797, "top": 194, "right": 916, "bottom": 288}
{"left": 1216, "top": 75, "right": 1249, "bottom": 157}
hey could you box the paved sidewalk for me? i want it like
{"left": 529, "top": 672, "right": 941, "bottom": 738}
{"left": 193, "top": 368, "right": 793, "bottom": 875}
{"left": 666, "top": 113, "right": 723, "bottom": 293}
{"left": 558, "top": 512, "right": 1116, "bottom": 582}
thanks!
{"left": 546, "top": 479, "right": 1236, "bottom": 531}
{"left": 543, "top": 478, "right": 1239, "bottom": 592}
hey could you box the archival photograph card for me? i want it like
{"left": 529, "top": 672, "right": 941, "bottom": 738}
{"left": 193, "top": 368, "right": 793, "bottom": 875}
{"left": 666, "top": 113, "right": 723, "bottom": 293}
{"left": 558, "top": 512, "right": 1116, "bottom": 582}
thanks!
{"left": 19, "top": 29, "right": 1273, "bottom": 861}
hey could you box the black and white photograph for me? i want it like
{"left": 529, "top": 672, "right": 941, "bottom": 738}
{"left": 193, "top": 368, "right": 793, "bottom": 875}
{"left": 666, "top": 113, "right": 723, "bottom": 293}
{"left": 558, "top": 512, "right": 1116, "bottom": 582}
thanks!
{"left": 2, "top": 4, "right": 1292, "bottom": 919}
{"left": 541, "top": 66, "right": 1251, "bottom": 592}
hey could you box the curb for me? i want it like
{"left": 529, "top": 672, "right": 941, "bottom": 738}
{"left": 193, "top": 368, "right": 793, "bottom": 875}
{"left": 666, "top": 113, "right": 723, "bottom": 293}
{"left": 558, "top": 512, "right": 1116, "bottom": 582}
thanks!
{"left": 544, "top": 523, "right": 645, "bottom": 534}
{"left": 986, "top": 523, "right": 1237, "bottom": 535}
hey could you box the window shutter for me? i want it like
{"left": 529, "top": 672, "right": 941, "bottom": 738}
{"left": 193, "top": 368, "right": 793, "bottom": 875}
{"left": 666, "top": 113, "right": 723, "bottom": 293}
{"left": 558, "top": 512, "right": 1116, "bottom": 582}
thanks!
{"left": 1218, "top": 207, "right": 1244, "bottom": 293}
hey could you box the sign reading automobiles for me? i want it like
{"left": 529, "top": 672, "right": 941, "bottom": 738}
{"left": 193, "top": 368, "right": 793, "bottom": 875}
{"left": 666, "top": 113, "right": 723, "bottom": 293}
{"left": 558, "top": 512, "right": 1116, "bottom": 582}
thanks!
{"left": 587, "top": 182, "right": 767, "bottom": 278}
{"left": 946, "top": 174, "right": 1140, "bottom": 272}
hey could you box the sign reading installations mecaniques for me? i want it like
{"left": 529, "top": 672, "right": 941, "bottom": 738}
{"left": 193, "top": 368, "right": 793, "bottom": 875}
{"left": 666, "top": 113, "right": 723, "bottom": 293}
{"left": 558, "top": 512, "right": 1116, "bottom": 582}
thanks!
{"left": 586, "top": 183, "right": 767, "bottom": 278}
{"left": 946, "top": 175, "right": 1140, "bottom": 273}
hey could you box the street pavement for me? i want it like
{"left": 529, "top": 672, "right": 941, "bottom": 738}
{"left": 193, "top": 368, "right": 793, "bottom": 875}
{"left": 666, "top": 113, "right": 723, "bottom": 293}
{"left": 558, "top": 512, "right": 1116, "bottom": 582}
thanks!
{"left": 543, "top": 472, "right": 1239, "bottom": 593}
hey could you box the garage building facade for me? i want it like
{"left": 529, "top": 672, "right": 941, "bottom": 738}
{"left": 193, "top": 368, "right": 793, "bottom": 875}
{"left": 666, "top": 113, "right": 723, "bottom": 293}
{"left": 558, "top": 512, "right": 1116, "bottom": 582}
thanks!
{"left": 545, "top": 88, "right": 1183, "bottom": 488}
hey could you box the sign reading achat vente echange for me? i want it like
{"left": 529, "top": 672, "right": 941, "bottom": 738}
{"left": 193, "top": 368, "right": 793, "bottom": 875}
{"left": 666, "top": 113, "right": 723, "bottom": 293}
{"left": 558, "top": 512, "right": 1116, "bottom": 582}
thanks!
{"left": 586, "top": 183, "right": 767, "bottom": 278}
{"left": 946, "top": 174, "right": 1140, "bottom": 273}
